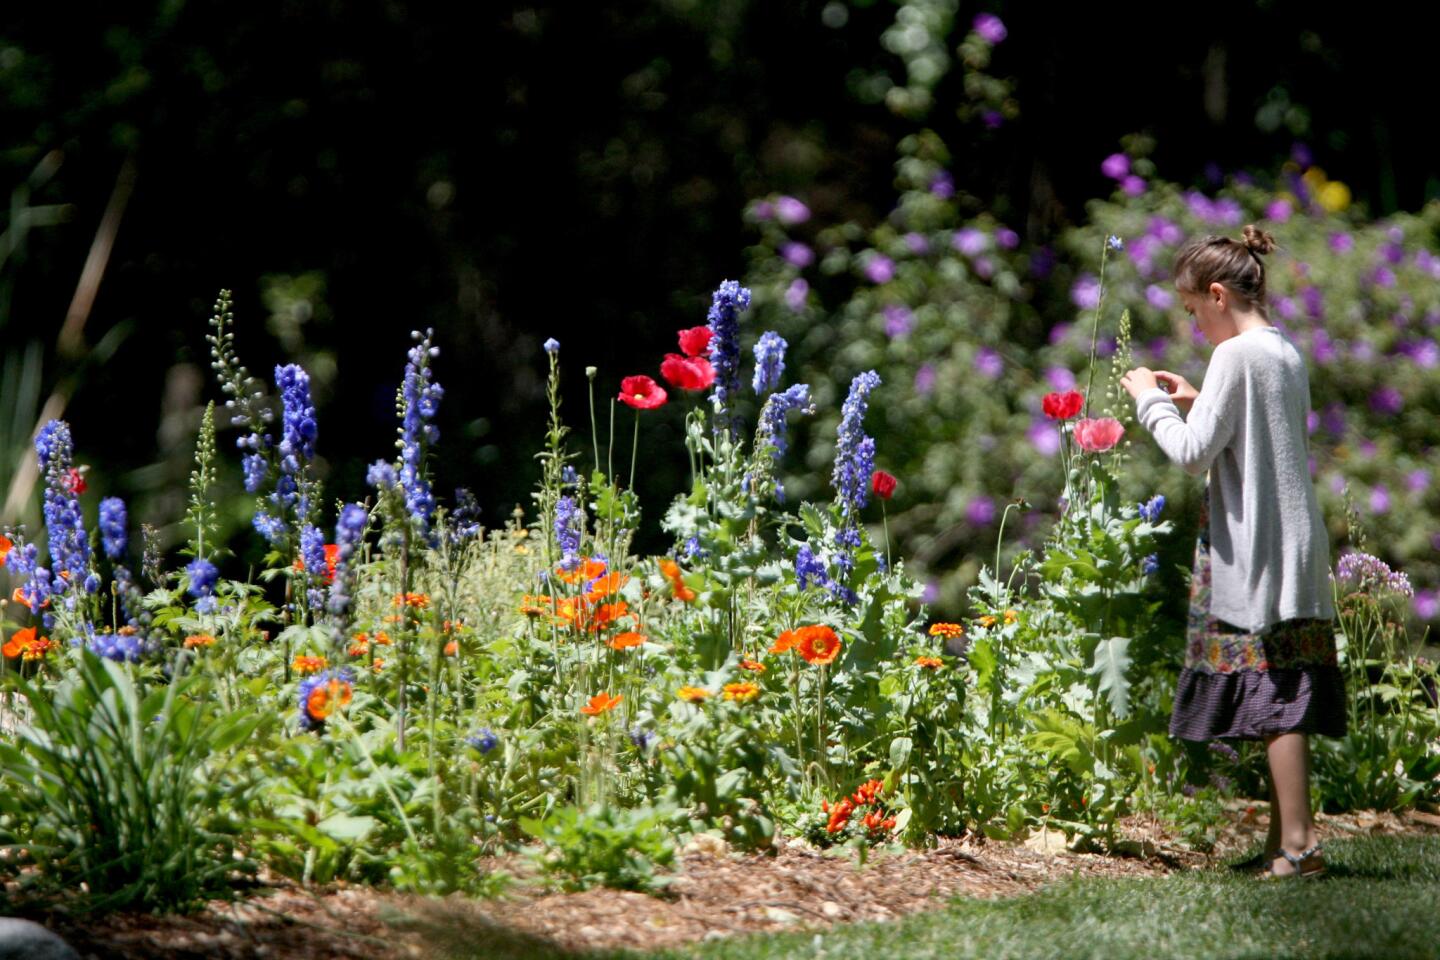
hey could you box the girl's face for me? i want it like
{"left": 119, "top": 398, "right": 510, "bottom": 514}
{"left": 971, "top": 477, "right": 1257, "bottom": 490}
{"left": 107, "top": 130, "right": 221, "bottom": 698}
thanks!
{"left": 1178, "top": 284, "right": 1237, "bottom": 346}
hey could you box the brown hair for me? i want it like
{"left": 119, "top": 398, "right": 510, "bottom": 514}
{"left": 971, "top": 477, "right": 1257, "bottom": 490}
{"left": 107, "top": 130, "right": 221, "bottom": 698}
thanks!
{"left": 1172, "top": 224, "right": 1277, "bottom": 308}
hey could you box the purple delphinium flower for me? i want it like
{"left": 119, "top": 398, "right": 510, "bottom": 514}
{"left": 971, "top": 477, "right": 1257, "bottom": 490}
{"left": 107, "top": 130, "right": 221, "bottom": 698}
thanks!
{"left": 883, "top": 304, "right": 915, "bottom": 338}
{"left": 466, "top": 729, "right": 499, "bottom": 754}
{"left": 554, "top": 495, "right": 581, "bottom": 572}
{"left": 1301, "top": 287, "right": 1324, "bottom": 320}
{"left": 752, "top": 331, "right": 787, "bottom": 395}
{"left": 784, "top": 277, "right": 809, "bottom": 313}
{"left": 974, "top": 347, "right": 1002, "bottom": 379}
{"left": 368, "top": 460, "right": 397, "bottom": 491}
{"left": 98, "top": 496, "right": 127, "bottom": 561}
{"left": 706, "top": 279, "right": 753, "bottom": 438}
{"left": 87, "top": 630, "right": 147, "bottom": 663}
{"left": 327, "top": 503, "right": 369, "bottom": 621}
{"left": 863, "top": 254, "right": 895, "bottom": 284}
{"left": 1139, "top": 494, "right": 1166, "bottom": 524}
{"left": 966, "top": 496, "right": 996, "bottom": 526}
{"left": 754, "top": 383, "right": 815, "bottom": 503}
{"left": 1100, "top": 153, "right": 1129, "bottom": 180}
{"left": 972, "top": 12, "right": 1007, "bottom": 43}
{"left": 1145, "top": 285, "right": 1174, "bottom": 310}
{"left": 794, "top": 543, "right": 831, "bottom": 593}
{"left": 187, "top": 557, "right": 219, "bottom": 614}
{"left": 775, "top": 196, "right": 810, "bottom": 225}
{"left": 1071, "top": 274, "right": 1100, "bottom": 309}
{"left": 829, "top": 371, "right": 881, "bottom": 595}
{"left": 35, "top": 420, "right": 92, "bottom": 601}
{"left": 1406, "top": 340, "right": 1439, "bottom": 369}
{"left": 1028, "top": 419, "right": 1061, "bottom": 456}
{"left": 5, "top": 539, "right": 52, "bottom": 615}
{"left": 780, "top": 242, "right": 814, "bottom": 269}
{"left": 300, "top": 523, "right": 328, "bottom": 611}
{"left": 396, "top": 330, "right": 444, "bottom": 538}
{"left": 914, "top": 363, "right": 936, "bottom": 394}
{"left": 1142, "top": 554, "right": 1160, "bottom": 576}
{"left": 1372, "top": 265, "right": 1397, "bottom": 289}
{"left": 953, "top": 227, "right": 987, "bottom": 257}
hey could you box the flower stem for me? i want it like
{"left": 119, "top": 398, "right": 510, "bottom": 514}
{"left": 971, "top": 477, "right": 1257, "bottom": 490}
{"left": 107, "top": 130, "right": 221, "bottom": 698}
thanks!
{"left": 629, "top": 407, "right": 641, "bottom": 493}
{"left": 1083, "top": 243, "right": 1112, "bottom": 420}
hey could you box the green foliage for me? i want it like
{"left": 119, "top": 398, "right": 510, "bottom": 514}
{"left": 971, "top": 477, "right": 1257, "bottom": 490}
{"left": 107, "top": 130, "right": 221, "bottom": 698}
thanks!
{"left": 0, "top": 650, "right": 264, "bottom": 912}
{"left": 520, "top": 802, "right": 677, "bottom": 894}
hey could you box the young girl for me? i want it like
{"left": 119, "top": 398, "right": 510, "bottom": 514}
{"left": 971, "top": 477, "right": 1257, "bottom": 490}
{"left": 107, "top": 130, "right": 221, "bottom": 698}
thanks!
{"left": 1120, "top": 225, "right": 1344, "bottom": 879}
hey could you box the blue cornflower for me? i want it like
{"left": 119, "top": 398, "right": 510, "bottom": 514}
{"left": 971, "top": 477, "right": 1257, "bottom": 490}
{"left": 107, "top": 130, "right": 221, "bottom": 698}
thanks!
{"left": 543, "top": 338, "right": 560, "bottom": 354}
{"left": 1138, "top": 494, "right": 1166, "bottom": 524}
{"left": 1107, "top": 235, "right": 1124, "bottom": 252}
{"left": 327, "top": 503, "right": 369, "bottom": 619}
{"left": 705, "top": 280, "right": 753, "bottom": 437}
{"left": 554, "top": 496, "right": 581, "bottom": 571}
{"left": 98, "top": 497, "right": 127, "bottom": 561}
{"left": 1142, "top": 553, "right": 1160, "bottom": 576}
{"left": 187, "top": 557, "right": 219, "bottom": 614}
{"left": 753, "top": 383, "right": 814, "bottom": 502}
{"left": 466, "top": 729, "right": 499, "bottom": 754}
{"left": 86, "top": 630, "right": 147, "bottom": 663}
{"left": 35, "top": 420, "right": 91, "bottom": 599}
{"left": 752, "top": 331, "right": 787, "bottom": 395}
{"left": 397, "top": 330, "right": 444, "bottom": 537}
{"left": 297, "top": 667, "right": 355, "bottom": 731}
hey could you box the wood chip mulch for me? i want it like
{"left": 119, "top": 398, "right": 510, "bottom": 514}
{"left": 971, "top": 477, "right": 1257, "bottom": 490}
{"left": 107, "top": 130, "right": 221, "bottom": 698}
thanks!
{"left": 35, "top": 807, "right": 1440, "bottom": 960}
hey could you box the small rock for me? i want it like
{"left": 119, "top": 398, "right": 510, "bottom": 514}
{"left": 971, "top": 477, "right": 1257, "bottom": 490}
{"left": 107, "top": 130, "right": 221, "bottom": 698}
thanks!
{"left": 0, "top": 918, "right": 81, "bottom": 960}
{"left": 820, "top": 900, "right": 844, "bottom": 918}
{"left": 763, "top": 906, "right": 801, "bottom": 924}
{"left": 683, "top": 833, "right": 730, "bottom": 858}
{"left": 1022, "top": 828, "right": 1072, "bottom": 854}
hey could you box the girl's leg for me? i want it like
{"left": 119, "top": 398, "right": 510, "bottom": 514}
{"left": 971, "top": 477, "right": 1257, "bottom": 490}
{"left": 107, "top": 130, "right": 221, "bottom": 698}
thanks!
{"left": 1264, "top": 772, "right": 1281, "bottom": 855}
{"left": 1264, "top": 732, "right": 1321, "bottom": 874}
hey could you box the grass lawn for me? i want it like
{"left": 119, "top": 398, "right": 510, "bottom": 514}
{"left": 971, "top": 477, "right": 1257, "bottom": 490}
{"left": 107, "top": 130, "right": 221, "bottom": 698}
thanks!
{"left": 433, "top": 835, "right": 1440, "bottom": 960}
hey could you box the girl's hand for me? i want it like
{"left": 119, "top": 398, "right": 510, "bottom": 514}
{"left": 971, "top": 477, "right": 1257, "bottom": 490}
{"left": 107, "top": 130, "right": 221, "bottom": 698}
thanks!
{"left": 1151, "top": 370, "right": 1199, "bottom": 413}
{"left": 1120, "top": 366, "right": 1159, "bottom": 399}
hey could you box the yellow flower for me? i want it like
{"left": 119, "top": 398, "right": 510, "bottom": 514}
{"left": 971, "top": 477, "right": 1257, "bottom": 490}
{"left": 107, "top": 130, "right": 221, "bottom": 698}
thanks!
{"left": 928, "top": 622, "right": 964, "bottom": 639}
{"left": 978, "top": 615, "right": 998, "bottom": 629}
{"left": 1318, "top": 180, "right": 1350, "bottom": 213}
{"left": 1003, "top": 608, "right": 1018, "bottom": 624}
{"left": 722, "top": 682, "right": 759, "bottom": 703}
{"left": 676, "top": 685, "right": 710, "bottom": 702}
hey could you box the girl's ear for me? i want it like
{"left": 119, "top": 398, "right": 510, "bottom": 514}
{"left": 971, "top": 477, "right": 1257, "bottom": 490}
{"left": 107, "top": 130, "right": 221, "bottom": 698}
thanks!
{"left": 1208, "top": 281, "right": 1227, "bottom": 309}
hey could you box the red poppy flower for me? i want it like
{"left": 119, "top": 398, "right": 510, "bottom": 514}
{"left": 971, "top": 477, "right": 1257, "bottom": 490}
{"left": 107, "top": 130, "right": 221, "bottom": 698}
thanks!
{"left": 871, "top": 469, "right": 897, "bottom": 500}
{"left": 677, "top": 326, "right": 713, "bottom": 357}
{"left": 1073, "top": 417, "right": 1125, "bottom": 453}
{"left": 0, "top": 535, "right": 11, "bottom": 567}
{"left": 618, "top": 375, "right": 668, "bottom": 410}
{"left": 64, "top": 467, "right": 87, "bottom": 495}
{"left": 1041, "top": 390, "right": 1084, "bottom": 420}
{"left": 659, "top": 354, "right": 716, "bottom": 391}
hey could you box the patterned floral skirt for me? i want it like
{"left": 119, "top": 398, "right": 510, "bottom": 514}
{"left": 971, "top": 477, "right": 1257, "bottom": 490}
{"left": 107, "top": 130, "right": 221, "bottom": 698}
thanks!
{"left": 1169, "top": 488, "right": 1347, "bottom": 741}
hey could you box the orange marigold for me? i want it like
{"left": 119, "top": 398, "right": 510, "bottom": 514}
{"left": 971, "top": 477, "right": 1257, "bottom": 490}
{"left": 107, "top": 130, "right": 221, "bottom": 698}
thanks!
{"left": 580, "top": 691, "right": 622, "bottom": 716}
{"left": 584, "top": 571, "right": 629, "bottom": 601}
{"left": 607, "top": 631, "right": 645, "bottom": 650}
{"left": 928, "top": 622, "right": 964, "bottom": 639}
{"left": 373, "top": 631, "right": 392, "bottom": 646}
{"left": 1003, "top": 608, "right": 1019, "bottom": 624}
{"left": 519, "top": 595, "right": 551, "bottom": 617}
{"left": 183, "top": 633, "right": 217, "bottom": 649}
{"left": 796, "top": 625, "right": 842, "bottom": 666}
{"left": 915, "top": 655, "right": 944, "bottom": 669}
{"left": 978, "top": 615, "right": 998, "bottom": 628}
{"left": 443, "top": 640, "right": 458, "bottom": 656}
{"left": 292, "top": 655, "right": 328, "bottom": 674}
{"left": 722, "top": 682, "right": 759, "bottom": 703}
{"left": 658, "top": 558, "right": 697, "bottom": 602}
{"left": 391, "top": 592, "right": 430, "bottom": 608}
{"left": 348, "top": 640, "right": 370, "bottom": 657}
{"left": 738, "top": 658, "right": 766, "bottom": 673}
{"left": 371, "top": 658, "right": 385, "bottom": 674}
{"left": 676, "top": 685, "right": 710, "bottom": 702}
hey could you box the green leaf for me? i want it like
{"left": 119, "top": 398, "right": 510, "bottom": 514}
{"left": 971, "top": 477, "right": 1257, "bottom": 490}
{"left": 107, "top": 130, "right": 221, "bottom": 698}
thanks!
{"left": 889, "top": 736, "right": 913, "bottom": 771}
{"left": 1086, "top": 635, "right": 1133, "bottom": 719}
{"left": 316, "top": 812, "right": 378, "bottom": 843}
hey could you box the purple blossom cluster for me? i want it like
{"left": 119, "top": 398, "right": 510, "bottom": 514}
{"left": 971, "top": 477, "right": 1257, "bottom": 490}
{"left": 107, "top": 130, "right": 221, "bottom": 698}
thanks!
{"left": 35, "top": 420, "right": 92, "bottom": 602}
{"left": 326, "top": 503, "right": 369, "bottom": 621}
{"left": 1333, "top": 551, "right": 1413, "bottom": 597}
{"left": 706, "top": 280, "right": 752, "bottom": 437}
{"left": 187, "top": 557, "right": 219, "bottom": 614}
{"left": 85, "top": 630, "right": 147, "bottom": 663}
{"left": 5, "top": 538, "right": 53, "bottom": 615}
{"left": 98, "top": 497, "right": 128, "bottom": 560}
{"left": 298, "top": 667, "right": 355, "bottom": 731}
{"left": 300, "top": 523, "right": 328, "bottom": 611}
{"left": 1138, "top": 494, "right": 1166, "bottom": 524}
{"left": 829, "top": 370, "right": 881, "bottom": 599}
{"left": 398, "top": 329, "right": 444, "bottom": 536}
{"left": 752, "top": 331, "right": 787, "bottom": 395}
{"left": 466, "top": 729, "right": 499, "bottom": 754}
{"left": 754, "top": 383, "right": 815, "bottom": 502}
{"left": 554, "top": 495, "right": 581, "bottom": 571}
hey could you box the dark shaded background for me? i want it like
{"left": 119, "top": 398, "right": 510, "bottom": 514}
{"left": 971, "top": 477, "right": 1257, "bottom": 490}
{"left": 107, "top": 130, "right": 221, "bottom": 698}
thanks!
{"left": 2, "top": 0, "right": 1437, "bottom": 555}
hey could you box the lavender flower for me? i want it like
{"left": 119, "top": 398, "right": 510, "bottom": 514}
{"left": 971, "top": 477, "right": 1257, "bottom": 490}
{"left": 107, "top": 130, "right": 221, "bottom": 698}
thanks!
{"left": 466, "top": 729, "right": 499, "bottom": 754}
{"left": 1106, "top": 235, "right": 1124, "bottom": 252}
{"left": 883, "top": 305, "right": 915, "bottom": 338}
{"left": 187, "top": 557, "right": 219, "bottom": 614}
{"left": 1138, "top": 494, "right": 1166, "bottom": 524}
{"left": 774, "top": 196, "right": 810, "bottom": 225}
{"left": 780, "top": 242, "right": 814, "bottom": 268}
{"left": 706, "top": 280, "right": 752, "bottom": 438}
{"left": 554, "top": 495, "right": 581, "bottom": 571}
{"left": 98, "top": 497, "right": 128, "bottom": 560}
{"left": 752, "top": 331, "right": 787, "bottom": 395}
{"left": 1208, "top": 740, "right": 1240, "bottom": 762}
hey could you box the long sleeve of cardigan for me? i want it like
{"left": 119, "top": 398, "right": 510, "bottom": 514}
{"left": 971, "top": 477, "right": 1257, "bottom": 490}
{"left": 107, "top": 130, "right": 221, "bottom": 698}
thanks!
{"left": 1134, "top": 345, "right": 1242, "bottom": 476}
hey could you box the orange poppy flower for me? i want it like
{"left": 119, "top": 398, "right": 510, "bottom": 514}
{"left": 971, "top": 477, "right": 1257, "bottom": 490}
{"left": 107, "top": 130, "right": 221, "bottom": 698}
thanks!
{"left": 658, "top": 558, "right": 696, "bottom": 602}
{"left": 580, "top": 692, "right": 622, "bottom": 716}
{"left": 722, "top": 682, "right": 759, "bottom": 703}
{"left": 292, "top": 655, "right": 327, "bottom": 675}
{"left": 928, "top": 622, "right": 964, "bottom": 639}
{"left": 915, "top": 655, "right": 943, "bottom": 669}
{"left": 593, "top": 601, "right": 629, "bottom": 629}
{"left": 862, "top": 810, "right": 896, "bottom": 834}
{"left": 11, "top": 586, "right": 49, "bottom": 609}
{"left": 584, "top": 571, "right": 629, "bottom": 601}
{"left": 851, "top": 779, "right": 884, "bottom": 806}
{"left": 796, "top": 625, "right": 842, "bottom": 666}
{"left": 555, "top": 558, "right": 608, "bottom": 585}
{"left": 769, "top": 630, "right": 800, "bottom": 655}
{"left": 183, "top": 633, "right": 217, "bottom": 649}
{"left": 3, "top": 626, "right": 37, "bottom": 659}
{"left": 0, "top": 535, "right": 11, "bottom": 566}
{"left": 391, "top": 592, "right": 430, "bottom": 608}
{"left": 306, "top": 677, "right": 353, "bottom": 722}
{"left": 607, "top": 631, "right": 645, "bottom": 650}
{"left": 825, "top": 798, "right": 855, "bottom": 834}
{"left": 676, "top": 685, "right": 710, "bottom": 702}
{"left": 739, "top": 658, "right": 766, "bottom": 673}
{"left": 443, "top": 640, "right": 458, "bottom": 656}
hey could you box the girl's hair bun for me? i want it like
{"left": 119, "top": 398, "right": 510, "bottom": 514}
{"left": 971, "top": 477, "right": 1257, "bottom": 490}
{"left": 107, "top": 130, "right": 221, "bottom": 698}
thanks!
{"left": 1242, "top": 224, "right": 1276, "bottom": 256}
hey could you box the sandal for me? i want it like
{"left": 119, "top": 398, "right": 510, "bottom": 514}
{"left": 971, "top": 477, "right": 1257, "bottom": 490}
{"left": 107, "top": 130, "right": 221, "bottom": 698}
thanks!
{"left": 1263, "top": 842, "right": 1326, "bottom": 879}
{"left": 1227, "top": 848, "right": 1277, "bottom": 873}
